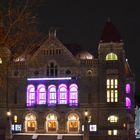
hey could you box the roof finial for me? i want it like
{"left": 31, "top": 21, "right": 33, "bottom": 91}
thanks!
{"left": 48, "top": 27, "right": 56, "bottom": 37}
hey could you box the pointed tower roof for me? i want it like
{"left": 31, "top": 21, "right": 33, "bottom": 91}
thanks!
{"left": 123, "top": 59, "right": 134, "bottom": 77}
{"left": 100, "top": 20, "right": 122, "bottom": 43}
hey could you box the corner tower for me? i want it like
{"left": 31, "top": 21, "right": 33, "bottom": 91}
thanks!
{"left": 98, "top": 20, "right": 135, "bottom": 139}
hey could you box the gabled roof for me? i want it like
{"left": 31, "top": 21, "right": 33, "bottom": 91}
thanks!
{"left": 100, "top": 20, "right": 122, "bottom": 43}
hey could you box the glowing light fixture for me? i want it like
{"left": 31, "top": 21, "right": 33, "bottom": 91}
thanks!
{"left": 7, "top": 111, "right": 11, "bottom": 116}
{"left": 84, "top": 110, "right": 88, "bottom": 117}
{"left": 27, "top": 77, "right": 72, "bottom": 81}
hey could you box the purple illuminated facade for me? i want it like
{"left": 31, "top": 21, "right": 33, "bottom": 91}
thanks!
{"left": 26, "top": 78, "right": 78, "bottom": 107}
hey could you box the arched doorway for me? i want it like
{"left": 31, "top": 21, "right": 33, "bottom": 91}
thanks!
{"left": 25, "top": 113, "right": 37, "bottom": 132}
{"left": 67, "top": 113, "right": 79, "bottom": 133}
{"left": 46, "top": 113, "right": 58, "bottom": 132}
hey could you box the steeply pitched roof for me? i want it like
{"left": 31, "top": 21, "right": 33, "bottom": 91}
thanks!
{"left": 100, "top": 20, "right": 122, "bottom": 43}
{"left": 124, "top": 60, "right": 134, "bottom": 77}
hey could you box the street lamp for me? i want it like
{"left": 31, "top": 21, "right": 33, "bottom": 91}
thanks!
{"left": 84, "top": 110, "right": 88, "bottom": 122}
{"left": 84, "top": 110, "right": 89, "bottom": 140}
{"left": 6, "top": 110, "right": 11, "bottom": 117}
{"left": 5, "top": 110, "right": 13, "bottom": 140}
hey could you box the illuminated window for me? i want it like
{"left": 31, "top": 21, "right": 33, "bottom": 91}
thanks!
{"left": 108, "top": 115, "right": 118, "bottom": 123}
{"left": 48, "top": 85, "right": 57, "bottom": 106}
{"left": 46, "top": 113, "right": 58, "bottom": 132}
{"left": 108, "top": 130, "right": 118, "bottom": 135}
{"left": 26, "top": 85, "right": 35, "bottom": 107}
{"left": 106, "top": 52, "right": 118, "bottom": 61}
{"left": 37, "top": 84, "right": 46, "bottom": 104}
{"left": 25, "top": 113, "right": 37, "bottom": 132}
{"left": 106, "top": 79, "right": 118, "bottom": 102}
{"left": 126, "top": 97, "right": 131, "bottom": 109}
{"left": 126, "top": 83, "right": 131, "bottom": 94}
{"left": 0, "top": 58, "right": 2, "bottom": 64}
{"left": 108, "top": 130, "right": 112, "bottom": 135}
{"left": 69, "top": 84, "right": 78, "bottom": 106}
{"left": 14, "top": 115, "right": 17, "bottom": 123}
{"left": 67, "top": 113, "right": 79, "bottom": 132}
{"left": 58, "top": 84, "right": 67, "bottom": 104}
{"left": 113, "top": 130, "right": 118, "bottom": 135}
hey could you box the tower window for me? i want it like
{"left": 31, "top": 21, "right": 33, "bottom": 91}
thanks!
{"left": 106, "top": 52, "right": 118, "bottom": 61}
{"left": 106, "top": 78, "right": 118, "bottom": 102}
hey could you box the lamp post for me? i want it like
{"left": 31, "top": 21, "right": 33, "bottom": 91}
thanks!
{"left": 5, "top": 110, "right": 13, "bottom": 140}
{"left": 84, "top": 110, "right": 89, "bottom": 140}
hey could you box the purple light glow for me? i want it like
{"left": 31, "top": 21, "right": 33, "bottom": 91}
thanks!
{"left": 69, "top": 84, "right": 78, "bottom": 106}
{"left": 48, "top": 85, "right": 57, "bottom": 105}
{"left": 126, "top": 83, "right": 131, "bottom": 94}
{"left": 126, "top": 97, "right": 131, "bottom": 109}
{"left": 37, "top": 84, "right": 46, "bottom": 105}
{"left": 26, "top": 83, "right": 79, "bottom": 107}
{"left": 27, "top": 84, "right": 36, "bottom": 107}
{"left": 58, "top": 84, "right": 67, "bottom": 104}
{"left": 27, "top": 77, "right": 72, "bottom": 81}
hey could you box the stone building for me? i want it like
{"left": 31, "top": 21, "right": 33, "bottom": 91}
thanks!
{"left": 0, "top": 21, "right": 136, "bottom": 140}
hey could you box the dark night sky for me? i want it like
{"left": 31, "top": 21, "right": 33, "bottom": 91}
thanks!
{"left": 37, "top": 0, "right": 140, "bottom": 96}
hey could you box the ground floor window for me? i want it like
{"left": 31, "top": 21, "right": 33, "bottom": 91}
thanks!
{"left": 46, "top": 113, "right": 58, "bottom": 132}
{"left": 25, "top": 113, "right": 37, "bottom": 132}
{"left": 67, "top": 113, "right": 79, "bottom": 132}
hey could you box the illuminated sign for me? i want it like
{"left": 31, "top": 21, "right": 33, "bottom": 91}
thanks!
{"left": 27, "top": 77, "right": 72, "bottom": 81}
{"left": 11, "top": 124, "right": 22, "bottom": 132}
{"left": 89, "top": 124, "right": 97, "bottom": 132}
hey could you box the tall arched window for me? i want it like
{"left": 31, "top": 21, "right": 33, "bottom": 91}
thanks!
{"left": 126, "top": 83, "right": 131, "bottom": 94}
{"left": 26, "top": 85, "right": 35, "bottom": 107}
{"left": 25, "top": 113, "right": 37, "bottom": 132}
{"left": 48, "top": 85, "right": 57, "bottom": 106}
{"left": 37, "top": 84, "right": 46, "bottom": 105}
{"left": 58, "top": 84, "right": 67, "bottom": 104}
{"left": 67, "top": 113, "right": 79, "bottom": 132}
{"left": 126, "top": 97, "right": 131, "bottom": 109}
{"left": 69, "top": 84, "right": 78, "bottom": 106}
{"left": 106, "top": 52, "right": 118, "bottom": 61}
{"left": 46, "top": 113, "right": 58, "bottom": 132}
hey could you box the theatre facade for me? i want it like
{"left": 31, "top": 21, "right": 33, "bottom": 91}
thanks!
{"left": 0, "top": 21, "right": 136, "bottom": 140}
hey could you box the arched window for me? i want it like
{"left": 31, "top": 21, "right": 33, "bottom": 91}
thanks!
{"left": 58, "top": 84, "right": 67, "bottom": 104}
{"left": 37, "top": 84, "right": 46, "bottom": 105}
{"left": 25, "top": 113, "right": 37, "bottom": 132}
{"left": 67, "top": 113, "right": 79, "bottom": 132}
{"left": 26, "top": 85, "right": 35, "bottom": 107}
{"left": 46, "top": 62, "right": 58, "bottom": 76}
{"left": 0, "top": 58, "right": 2, "bottom": 64}
{"left": 108, "top": 115, "right": 118, "bottom": 123}
{"left": 106, "top": 52, "right": 118, "bottom": 61}
{"left": 48, "top": 85, "right": 57, "bottom": 106}
{"left": 126, "top": 83, "right": 131, "bottom": 94}
{"left": 69, "top": 84, "right": 78, "bottom": 106}
{"left": 126, "top": 97, "right": 131, "bottom": 109}
{"left": 46, "top": 113, "right": 58, "bottom": 132}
